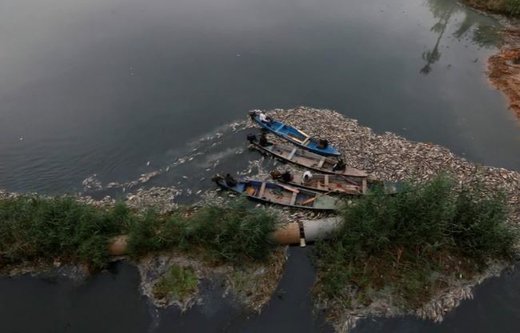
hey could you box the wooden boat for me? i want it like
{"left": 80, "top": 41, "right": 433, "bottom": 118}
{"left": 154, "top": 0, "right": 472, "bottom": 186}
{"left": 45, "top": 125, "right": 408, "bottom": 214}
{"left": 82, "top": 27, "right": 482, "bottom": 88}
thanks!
{"left": 213, "top": 176, "right": 342, "bottom": 211}
{"left": 272, "top": 171, "right": 367, "bottom": 195}
{"left": 249, "top": 111, "right": 341, "bottom": 157}
{"left": 272, "top": 171, "right": 402, "bottom": 196}
{"left": 249, "top": 140, "right": 367, "bottom": 178}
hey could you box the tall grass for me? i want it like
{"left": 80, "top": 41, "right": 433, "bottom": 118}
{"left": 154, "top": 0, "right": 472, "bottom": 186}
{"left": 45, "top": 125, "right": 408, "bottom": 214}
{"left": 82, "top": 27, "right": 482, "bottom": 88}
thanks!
{"left": 0, "top": 196, "right": 277, "bottom": 270}
{"left": 314, "top": 175, "right": 517, "bottom": 308}
{"left": 126, "top": 199, "right": 278, "bottom": 264}
{"left": 0, "top": 197, "right": 130, "bottom": 269}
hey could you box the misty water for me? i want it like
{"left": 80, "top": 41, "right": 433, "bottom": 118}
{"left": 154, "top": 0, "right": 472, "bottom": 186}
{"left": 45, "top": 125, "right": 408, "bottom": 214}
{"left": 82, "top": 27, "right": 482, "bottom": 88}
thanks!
{"left": 0, "top": 0, "right": 519, "bottom": 332}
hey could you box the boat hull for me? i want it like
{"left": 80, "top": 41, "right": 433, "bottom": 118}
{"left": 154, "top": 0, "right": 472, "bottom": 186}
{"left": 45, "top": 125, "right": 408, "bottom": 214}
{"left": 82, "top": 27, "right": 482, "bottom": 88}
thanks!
{"left": 274, "top": 172, "right": 402, "bottom": 196}
{"left": 215, "top": 178, "right": 341, "bottom": 211}
{"left": 278, "top": 173, "right": 367, "bottom": 195}
{"left": 251, "top": 142, "right": 367, "bottom": 178}
{"left": 250, "top": 114, "right": 341, "bottom": 157}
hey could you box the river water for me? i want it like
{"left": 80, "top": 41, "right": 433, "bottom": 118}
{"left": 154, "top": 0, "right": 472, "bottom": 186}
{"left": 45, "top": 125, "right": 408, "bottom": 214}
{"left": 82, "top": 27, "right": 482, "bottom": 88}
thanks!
{"left": 0, "top": 0, "right": 519, "bottom": 332}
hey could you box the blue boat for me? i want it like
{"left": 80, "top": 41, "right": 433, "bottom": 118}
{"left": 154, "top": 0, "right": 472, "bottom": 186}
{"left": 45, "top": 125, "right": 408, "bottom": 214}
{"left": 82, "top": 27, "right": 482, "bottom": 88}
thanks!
{"left": 213, "top": 175, "right": 341, "bottom": 211}
{"left": 248, "top": 111, "right": 341, "bottom": 157}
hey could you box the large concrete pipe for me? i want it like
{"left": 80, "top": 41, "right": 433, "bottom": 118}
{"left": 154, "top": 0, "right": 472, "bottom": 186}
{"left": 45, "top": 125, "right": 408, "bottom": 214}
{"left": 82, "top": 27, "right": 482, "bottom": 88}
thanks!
{"left": 271, "top": 222, "right": 301, "bottom": 245}
{"left": 301, "top": 217, "right": 342, "bottom": 242}
{"left": 107, "top": 235, "right": 129, "bottom": 256}
{"left": 106, "top": 217, "right": 344, "bottom": 255}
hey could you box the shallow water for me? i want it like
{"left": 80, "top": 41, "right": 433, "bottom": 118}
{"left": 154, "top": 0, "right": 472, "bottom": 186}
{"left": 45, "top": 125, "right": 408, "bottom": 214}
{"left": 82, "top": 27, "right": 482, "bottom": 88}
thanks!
{"left": 1, "top": 0, "right": 520, "bottom": 332}
{"left": 0, "top": 263, "right": 150, "bottom": 333}
{"left": 0, "top": 248, "right": 331, "bottom": 333}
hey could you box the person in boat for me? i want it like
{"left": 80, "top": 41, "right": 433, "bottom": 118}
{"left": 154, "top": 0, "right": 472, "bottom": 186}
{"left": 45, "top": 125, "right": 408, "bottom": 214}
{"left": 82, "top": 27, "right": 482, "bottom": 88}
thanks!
{"left": 317, "top": 139, "right": 329, "bottom": 149}
{"left": 225, "top": 173, "right": 237, "bottom": 187}
{"left": 332, "top": 158, "right": 346, "bottom": 171}
{"left": 259, "top": 132, "right": 272, "bottom": 147}
{"left": 281, "top": 170, "right": 293, "bottom": 182}
{"left": 246, "top": 133, "right": 257, "bottom": 144}
{"left": 258, "top": 112, "right": 272, "bottom": 125}
{"left": 303, "top": 170, "right": 313, "bottom": 183}
{"left": 271, "top": 169, "right": 293, "bottom": 182}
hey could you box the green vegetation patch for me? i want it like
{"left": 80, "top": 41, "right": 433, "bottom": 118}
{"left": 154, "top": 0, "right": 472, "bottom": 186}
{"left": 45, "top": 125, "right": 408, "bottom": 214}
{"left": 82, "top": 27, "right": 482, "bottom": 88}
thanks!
{"left": 0, "top": 196, "right": 277, "bottom": 271}
{"left": 506, "top": 0, "right": 520, "bottom": 15}
{"left": 152, "top": 264, "right": 198, "bottom": 302}
{"left": 0, "top": 197, "right": 130, "bottom": 269}
{"left": 126, "top": 198, "right": 278, "bottom": 264}
{"left": 314, "top": 175, "right": 517, "bottom": 310}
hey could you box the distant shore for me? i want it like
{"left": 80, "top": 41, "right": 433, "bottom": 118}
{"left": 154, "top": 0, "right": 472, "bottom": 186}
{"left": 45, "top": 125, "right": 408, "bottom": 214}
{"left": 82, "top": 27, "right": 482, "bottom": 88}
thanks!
{"left": 462, "top": 1, "right": 520, "bottom": 120}
{"left": 488, "top": 28, "right": 520, "bottom": 119}
{"left": 464, "top": 0, "right": 519, "bottom": 17}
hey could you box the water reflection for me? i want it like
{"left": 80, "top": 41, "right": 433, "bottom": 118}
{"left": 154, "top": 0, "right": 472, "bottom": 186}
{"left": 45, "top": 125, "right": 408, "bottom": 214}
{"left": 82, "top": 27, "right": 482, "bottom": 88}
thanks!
{"left": 421, "top": 0, "right": 500, "bottom": 74}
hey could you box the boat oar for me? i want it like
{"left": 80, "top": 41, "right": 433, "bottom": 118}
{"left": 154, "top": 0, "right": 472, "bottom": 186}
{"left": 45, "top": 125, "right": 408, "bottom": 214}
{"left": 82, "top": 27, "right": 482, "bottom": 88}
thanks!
{"left": 301, "top": 189, "right": 334, "bottom": 206}
{"left": 277, "top": 183, "right": 300, "bottom": 193}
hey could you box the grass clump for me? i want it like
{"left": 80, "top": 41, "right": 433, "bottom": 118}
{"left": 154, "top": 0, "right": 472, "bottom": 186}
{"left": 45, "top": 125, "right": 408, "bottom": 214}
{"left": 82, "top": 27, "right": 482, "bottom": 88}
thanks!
{"left": 127, "top": 199, "right": 277, "bottom": 264}
{"left": 314, "top": 175, "right": 517, "bottom": 309}
{"left": 0, "top": 197, "right": 130, "bottom": 269}
{"left": 152, "top": 264, "right": 198, "bottom": 302}
{"left": 0, "top": 195, "right": 277, "bottom": 271}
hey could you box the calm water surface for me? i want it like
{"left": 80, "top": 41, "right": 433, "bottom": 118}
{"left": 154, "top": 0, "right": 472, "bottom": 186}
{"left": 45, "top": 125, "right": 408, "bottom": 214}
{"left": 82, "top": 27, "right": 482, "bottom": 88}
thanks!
{"left": 0, "top": 0, "right": 519, "bottom": 332}
{"left": 0, "top": 0, "right": 519, "bottom": 194}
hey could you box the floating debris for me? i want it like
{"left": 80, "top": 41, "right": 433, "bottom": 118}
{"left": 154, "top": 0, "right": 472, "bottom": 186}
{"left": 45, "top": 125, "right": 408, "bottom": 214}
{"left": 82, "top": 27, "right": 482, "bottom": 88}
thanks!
{"left": 81, "top": 174, "right": 103, "bottom": 192}
{"left": 125, "top": 187, "right": 182, "bottom": 213}
{"left": 106, "top": 182, "right": 120, "bottom": 189}
{"left": 260, "top": 107, "right": 519, "bottom": 223}
{"left": 138, "top": 171, "right": 160, "bottom": 184}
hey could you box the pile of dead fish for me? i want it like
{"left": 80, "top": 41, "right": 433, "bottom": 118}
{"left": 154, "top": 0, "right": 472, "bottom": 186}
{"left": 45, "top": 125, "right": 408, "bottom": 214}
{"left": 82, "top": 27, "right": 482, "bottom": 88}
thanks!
{"left": 259, "top": 107, "right": 520, "bottom": 328}
{"left": 266, "top": 107, "right": 520, "bottom": 223}
{"left": 125, "top": 187, "right": 182, "bottom": 213}
{"left": 3, "top": 106, "right": 519, "bottom": 222}
{"left": 0, "top": 189, "right": 18, "bottom": 200}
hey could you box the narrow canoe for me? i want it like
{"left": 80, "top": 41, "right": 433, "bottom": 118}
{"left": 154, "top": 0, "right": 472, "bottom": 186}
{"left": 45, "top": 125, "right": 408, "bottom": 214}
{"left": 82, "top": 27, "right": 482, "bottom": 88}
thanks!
{"left": 214, "top": 177, "right": 342, "bottom": 211}
{"left": 250, "top": 141, "right": 367, "bottom": 178}
{"left": 249, "top": 111, "right": 341, "bottom": 157}
{"left": 272, "top": 171, "right": 402, "bottom": 196}
{"left": 273, "top": 172, "right": 367, "bottom": 195}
